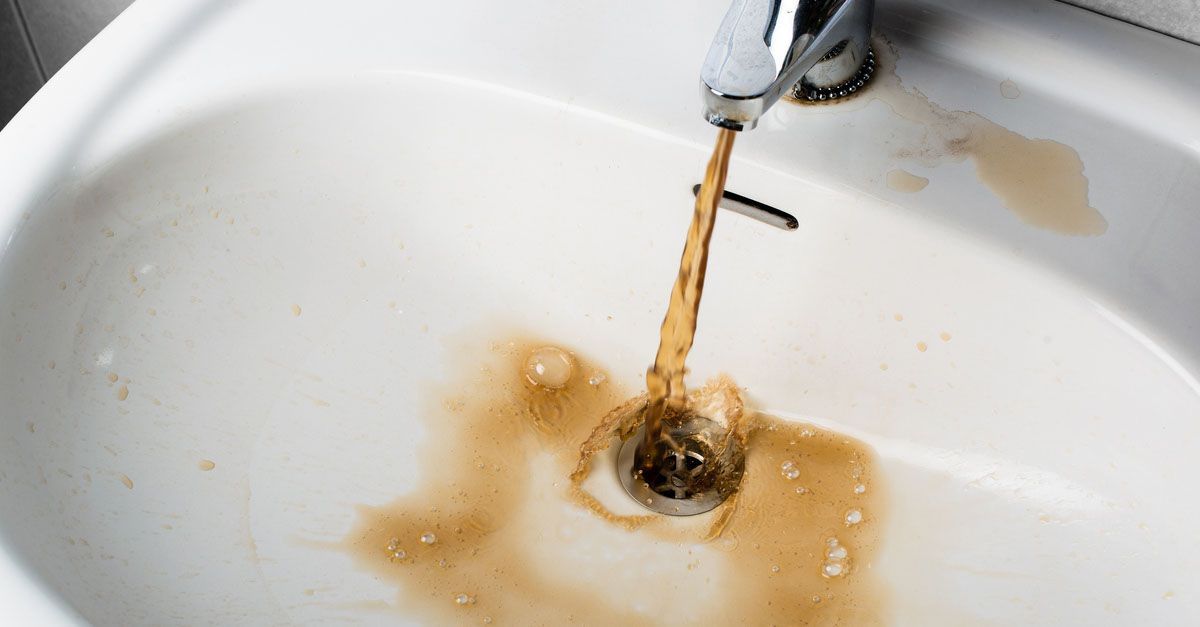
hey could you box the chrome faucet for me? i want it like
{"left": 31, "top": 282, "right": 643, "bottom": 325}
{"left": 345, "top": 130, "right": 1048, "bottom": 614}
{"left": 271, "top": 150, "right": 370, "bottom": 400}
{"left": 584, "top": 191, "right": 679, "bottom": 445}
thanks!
{"left": 700, "top": 0, "right": 875, "bottom": 130}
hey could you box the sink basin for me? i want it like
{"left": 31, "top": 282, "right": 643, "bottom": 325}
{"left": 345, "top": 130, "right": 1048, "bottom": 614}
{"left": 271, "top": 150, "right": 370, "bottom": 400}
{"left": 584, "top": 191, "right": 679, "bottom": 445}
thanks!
{"left": 2, "top": 0, "right": 1199, "bottom": 624}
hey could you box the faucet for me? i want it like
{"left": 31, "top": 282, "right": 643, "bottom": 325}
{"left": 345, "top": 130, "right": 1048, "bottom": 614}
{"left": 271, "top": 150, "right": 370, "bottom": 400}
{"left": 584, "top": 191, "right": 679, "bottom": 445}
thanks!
{"left": 700, "top": 0, "right": 876, "bottom": 130}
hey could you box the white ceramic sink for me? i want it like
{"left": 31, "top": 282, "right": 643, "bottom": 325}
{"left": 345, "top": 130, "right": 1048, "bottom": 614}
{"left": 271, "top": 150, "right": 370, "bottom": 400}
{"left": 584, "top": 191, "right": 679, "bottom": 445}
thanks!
{"left": 2, "top": 0, "right": 1199, "bottom": 624}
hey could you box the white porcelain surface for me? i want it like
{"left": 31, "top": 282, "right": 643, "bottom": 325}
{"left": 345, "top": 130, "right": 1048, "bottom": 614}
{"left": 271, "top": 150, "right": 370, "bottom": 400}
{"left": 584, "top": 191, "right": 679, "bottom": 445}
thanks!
{"left": 1, "top": 0, "right": 1198, "bottom": 625}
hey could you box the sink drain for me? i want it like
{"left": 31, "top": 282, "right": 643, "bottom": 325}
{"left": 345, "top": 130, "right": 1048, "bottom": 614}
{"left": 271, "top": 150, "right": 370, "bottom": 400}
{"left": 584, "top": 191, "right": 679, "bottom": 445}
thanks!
{"left": 617, "top": 415, "right": 745, "bottom": 516}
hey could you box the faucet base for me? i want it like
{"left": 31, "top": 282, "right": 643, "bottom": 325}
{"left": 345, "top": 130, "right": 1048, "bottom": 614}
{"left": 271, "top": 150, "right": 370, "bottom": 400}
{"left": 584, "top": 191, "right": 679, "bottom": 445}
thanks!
{"left": 794, "top": 47, "right": 876, "bottom": 102}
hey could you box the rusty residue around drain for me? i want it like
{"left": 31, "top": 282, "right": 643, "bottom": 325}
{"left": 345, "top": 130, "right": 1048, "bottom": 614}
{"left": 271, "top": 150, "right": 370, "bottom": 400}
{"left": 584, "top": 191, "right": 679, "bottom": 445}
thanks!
{"left": 789, "top": 38, "right": 1106, "bottom": 235}
{"left": 344, "top": 339, "right": 886, "bottom": 624}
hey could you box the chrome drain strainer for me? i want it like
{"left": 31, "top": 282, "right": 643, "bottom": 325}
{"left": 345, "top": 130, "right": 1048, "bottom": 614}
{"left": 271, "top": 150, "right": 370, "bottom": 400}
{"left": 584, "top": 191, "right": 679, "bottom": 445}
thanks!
{"left": 617, "top": 415, "right": 745, "bottom": 516}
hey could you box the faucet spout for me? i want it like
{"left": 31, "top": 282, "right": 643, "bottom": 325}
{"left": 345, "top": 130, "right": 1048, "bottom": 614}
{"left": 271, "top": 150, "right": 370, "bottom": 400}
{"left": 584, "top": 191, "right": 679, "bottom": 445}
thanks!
{"left": 700, "top": 0, "right": 875, "bottom": 130}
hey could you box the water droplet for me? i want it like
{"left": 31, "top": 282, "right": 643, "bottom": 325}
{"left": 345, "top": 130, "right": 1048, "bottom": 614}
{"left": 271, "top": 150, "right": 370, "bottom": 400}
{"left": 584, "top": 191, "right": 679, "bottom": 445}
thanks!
{"left": 853, "top": 483, "right": 866, "bottom": 494}
{"left": 845, "top": 509, "right": 863, "bottom": 526}
{"left": 524, "top": 346, "right": 574, "bottom": 389}
{"left": 420, "top": 532, "right": 437, "bottom": 545}
{"left": 822, "top": 562, "right": 844, "bottom": 577}
{"left": 454, "top": 593, "right": 474, "bottom": 606}
{"left": 826, "top": 545, "right": 848, "bottom": 560}
{"left": 770, "top": 564, "right": 781, "bottom": 573}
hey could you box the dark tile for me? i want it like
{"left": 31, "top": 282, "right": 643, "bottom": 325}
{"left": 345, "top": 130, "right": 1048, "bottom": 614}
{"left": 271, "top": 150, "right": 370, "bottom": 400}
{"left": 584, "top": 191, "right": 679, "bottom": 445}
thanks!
{"left": 0, "top": 0, "right": 44, "bottom": 128}
{"left": 15, "top": 0, "right": 132, "bottom": 78}
{"left": 1057, "top": 1, "right": 1198, "bottom": 44}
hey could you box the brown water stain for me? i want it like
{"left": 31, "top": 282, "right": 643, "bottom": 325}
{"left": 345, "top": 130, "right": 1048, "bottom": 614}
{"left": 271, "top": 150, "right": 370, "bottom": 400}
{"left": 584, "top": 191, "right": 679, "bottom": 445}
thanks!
{"left": 873, "top": 40, "right": 1105, "bottom": 235}
{"left": 344, "top": 338, "right": 886, "bottom": 625}
{"left": 1000, "top": 79, "right": 1021, "bottom": 100}
{"left": 796, "top": 39, "right": 1105, "bottom": 235}
{"left": 886, "top": 169, "right": 929, "bottom": 193}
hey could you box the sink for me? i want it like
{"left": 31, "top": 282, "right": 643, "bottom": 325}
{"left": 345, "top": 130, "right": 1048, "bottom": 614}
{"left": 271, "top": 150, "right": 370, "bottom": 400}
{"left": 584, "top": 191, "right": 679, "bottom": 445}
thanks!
{"left": 1, "top": 0, "right": 1199, "bottom": 624}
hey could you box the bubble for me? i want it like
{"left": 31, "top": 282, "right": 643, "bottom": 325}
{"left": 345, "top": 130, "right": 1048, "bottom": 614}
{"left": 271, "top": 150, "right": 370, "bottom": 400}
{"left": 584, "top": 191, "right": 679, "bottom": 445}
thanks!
{"left": 386, "top": 538, "right": 399, "bottom": 551}
{"left": 826, "top": 545, "right": 848, "bottom": 560}
{"left": 812, "top": 595, "right": 822, "bottom": 604}
{"left": 420, "top": 532, "right": 437, "bottom": 545}
{"left": 845, "top": 509, "right": 863, "bottom": 525}
{"left": 780, "top": 461, "right": 800, "bottom": 480}
{"left": 483, "top": 618, "right": 493, "bottom": 624}
{"left": 854, "top": 483, "right": 866, "bottom": 494}
{"left": 784, "top": 468, "right": 800, "bottom": 480}
{"left": 524, "top": 346, "right": 574, "bottom": 389}
{"left": 391, "top": 549, "right": 407, "bottom": 560}
{"left": 822, "top": 562, "right": 844, "bottom": 577}
{"left": 713, "top": 536, "right": 738, "bottom": 552}
{"left": 771, "top": 564, "right": 780, "bottom": 573}
{"left": 780, "top": 460, "right": 795, "bottom": 471}
{"left": 826, "top": 537, "right": 840, "bottom": 547}
{"left": 587, "top": 371, "right": 607, "bottom": 386}
{"left": 794, "top": 486, "right": 809, "bottom": 495}
{"left": 800, "top": 428, "right": 815, "bottom": 438}
{"left": 454, "top": 593, "right": 474, "bottom": 606}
